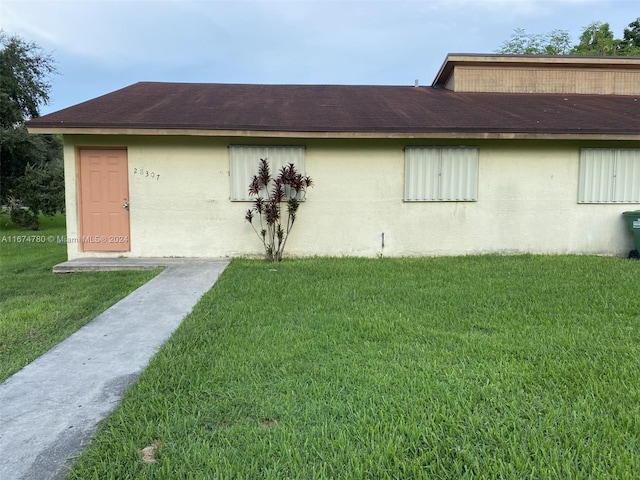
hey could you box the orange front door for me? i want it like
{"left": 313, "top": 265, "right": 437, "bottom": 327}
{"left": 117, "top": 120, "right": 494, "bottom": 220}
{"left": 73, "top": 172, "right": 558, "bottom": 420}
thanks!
{"left": 78, "top": 148, "right": 130, "bottom": 252}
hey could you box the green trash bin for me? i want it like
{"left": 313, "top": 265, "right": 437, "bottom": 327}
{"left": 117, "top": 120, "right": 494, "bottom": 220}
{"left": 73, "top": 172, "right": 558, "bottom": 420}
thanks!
{"left": 622, "top": 210, "right": 640, "bottom": 259}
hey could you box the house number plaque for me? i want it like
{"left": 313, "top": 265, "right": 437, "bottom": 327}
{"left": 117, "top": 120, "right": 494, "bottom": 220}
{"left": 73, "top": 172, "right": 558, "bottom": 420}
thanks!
{"left": 133, "top": 167, "right": 160, "bottom": 180}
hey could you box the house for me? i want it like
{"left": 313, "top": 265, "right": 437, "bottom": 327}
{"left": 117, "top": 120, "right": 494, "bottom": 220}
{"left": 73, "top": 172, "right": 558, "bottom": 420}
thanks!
{"left": 26, "top": 54, "right": 640, "bottom": 259}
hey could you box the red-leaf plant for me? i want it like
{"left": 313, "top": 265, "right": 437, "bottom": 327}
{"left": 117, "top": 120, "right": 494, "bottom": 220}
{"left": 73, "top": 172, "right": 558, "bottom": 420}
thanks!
{"left": 245, "top": 158, "right": 313, "bottom": 262}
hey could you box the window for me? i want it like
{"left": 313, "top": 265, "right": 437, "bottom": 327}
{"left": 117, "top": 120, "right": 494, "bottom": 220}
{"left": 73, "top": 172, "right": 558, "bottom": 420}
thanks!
{"left": 229, "top": 145, "right": 306, "bottom": 201}
{"left": 579, "top": 149, "right": 640, "bottom": 203}
{"left": 404, "top": 147, "right": 479, "bottom": 201}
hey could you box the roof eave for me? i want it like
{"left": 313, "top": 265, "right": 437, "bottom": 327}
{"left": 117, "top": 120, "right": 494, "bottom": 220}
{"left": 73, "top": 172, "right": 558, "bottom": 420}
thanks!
{"left": 26, "top": 125, "right": 640, "bottom": 141}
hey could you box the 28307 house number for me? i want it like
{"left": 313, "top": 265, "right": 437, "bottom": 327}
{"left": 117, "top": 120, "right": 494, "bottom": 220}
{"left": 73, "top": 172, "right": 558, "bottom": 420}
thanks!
{"left": 133, "top": 167, "right": 160, "bottom": 180}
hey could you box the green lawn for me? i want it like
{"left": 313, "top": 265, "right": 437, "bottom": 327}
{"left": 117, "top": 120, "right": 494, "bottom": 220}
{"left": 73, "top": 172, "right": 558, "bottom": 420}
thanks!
{"left": 0, "top": 213, "right": 159, "bottom": 382}
{"left": 67, "top": 255, "right": 640, "bottom": 479}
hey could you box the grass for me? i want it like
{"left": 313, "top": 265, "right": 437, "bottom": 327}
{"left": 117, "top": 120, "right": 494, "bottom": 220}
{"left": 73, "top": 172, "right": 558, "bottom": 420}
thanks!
{"left": 0, "top": 213, "right": 159, "bottom": 382}
{"left": 66, "top": 255, "right": 640, "bottom": 479}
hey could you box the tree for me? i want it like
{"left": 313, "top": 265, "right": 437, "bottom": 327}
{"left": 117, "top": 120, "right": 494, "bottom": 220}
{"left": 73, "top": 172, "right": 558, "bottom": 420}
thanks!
{"left": 571, "top": 22, "right": 619, "bottom": 56}
{"left": 0, "top": 31, "right": 56, "bottom": 127}
{"left": 497, "top": 17, "right": 640, "bottom": 57}
{"left": 620, "top": 18, "right": 640, "bottom": 55}
{"left": 0, "top": 31, "right": 63, "bottom": 229}
{"left": 244, "top": 159, "right": 313, "bottom": 262}
{"left": 497, "top": 28, "right": 572, "bottom": 55}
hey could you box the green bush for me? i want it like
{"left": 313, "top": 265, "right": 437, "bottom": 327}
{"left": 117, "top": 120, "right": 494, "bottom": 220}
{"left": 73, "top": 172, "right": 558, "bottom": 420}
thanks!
{"left": 16, "top": 157, "right": 65, "bottom": 216}
{"left": 9, "top": 207, "right": 40, "bottom": 230}
{"left": 8, "top": 156, "right": 65, "bottom": 230}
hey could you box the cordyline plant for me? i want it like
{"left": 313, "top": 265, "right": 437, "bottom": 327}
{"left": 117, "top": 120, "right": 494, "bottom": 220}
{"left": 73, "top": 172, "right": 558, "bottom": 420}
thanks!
{"left": 245, "top": 158, "right": 313, "bottom": 262}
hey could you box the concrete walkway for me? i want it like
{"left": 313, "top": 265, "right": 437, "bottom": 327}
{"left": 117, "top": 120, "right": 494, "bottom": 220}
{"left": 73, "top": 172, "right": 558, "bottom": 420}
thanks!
{"left": 0, "top": 258, "right": 231, "bottom": 480}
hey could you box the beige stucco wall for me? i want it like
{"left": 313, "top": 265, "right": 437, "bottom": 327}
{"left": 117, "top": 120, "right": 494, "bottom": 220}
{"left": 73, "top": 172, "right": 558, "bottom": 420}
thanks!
{"left": 62, "top": 135, "right": 639, "bottom": 259}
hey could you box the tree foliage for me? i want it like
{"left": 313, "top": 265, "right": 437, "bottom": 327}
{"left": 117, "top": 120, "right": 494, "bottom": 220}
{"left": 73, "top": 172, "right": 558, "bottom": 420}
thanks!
{"left": 0, "top": 31, "right": 63, "bottom": 229}
{"left": 497, "top": 17, "right": 640, "bottom": 57}
{"left": 497, "top": 28, "right": 571, "bottom": 55}
{"left": 0, "top": 31, "right": 56, "bottom": 127}
{"left": 571, "top": 22, "right": 619, "bottom": 56}
{"left": 15, "top": 155, "right": 65, "bottom": 216}
{"left": 621, "top": 18, "right": 640, "bottom": 55}
{"left": 245, "top": 159, "right": 313, "bottom": 262}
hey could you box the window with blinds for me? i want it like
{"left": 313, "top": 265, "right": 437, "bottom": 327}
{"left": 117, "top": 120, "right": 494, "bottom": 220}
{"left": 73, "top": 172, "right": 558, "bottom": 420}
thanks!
{"left": 579, "top": 149, "right": 640, "bottom": 203}
{"left": 229, "top": 146, "right": 306, "bottom": 201}
{"left": 404, "top": 147, "right": 479, "bottom": 201}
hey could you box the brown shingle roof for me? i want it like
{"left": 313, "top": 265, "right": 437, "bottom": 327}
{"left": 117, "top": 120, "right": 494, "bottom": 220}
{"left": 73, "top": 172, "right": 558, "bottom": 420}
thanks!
{"left": 26, "top": 81, "right": 640, "bottom": 136}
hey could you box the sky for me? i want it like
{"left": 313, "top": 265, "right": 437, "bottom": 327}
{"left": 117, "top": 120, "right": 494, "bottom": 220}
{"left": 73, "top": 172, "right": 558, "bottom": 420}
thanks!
{"left": 2, "top": 0, "right": 639, "bottom": 115}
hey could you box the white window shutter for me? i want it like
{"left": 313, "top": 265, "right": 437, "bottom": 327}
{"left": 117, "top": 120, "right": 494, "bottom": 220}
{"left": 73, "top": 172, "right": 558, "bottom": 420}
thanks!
{"left": 579, "top": 149, "right": 640, "bottom": 203}
{"left": 579, "top": 149, "right": 616, "bottom": 203}
{"left": 440, "top": 147, "right": 478, "bottom": 201}
{"left": 613, "top": 150, "right": 640, "bottom": 203}
{"left": 229, "top": 146, "right": 305, "bottom": 201}
{"left": 405, "top": 147, "right": 478, "bottom": 202}
{"left": 405, "top": 147, "right": 439, "bottom": 201}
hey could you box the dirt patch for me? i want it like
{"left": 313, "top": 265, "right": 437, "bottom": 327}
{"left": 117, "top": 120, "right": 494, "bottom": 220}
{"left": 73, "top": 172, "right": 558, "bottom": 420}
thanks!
{"left": 260, "top": 418, "right": 278, "bottom": 428}
{"left": 140, "top": 440, "right": 161, "bottom": 464}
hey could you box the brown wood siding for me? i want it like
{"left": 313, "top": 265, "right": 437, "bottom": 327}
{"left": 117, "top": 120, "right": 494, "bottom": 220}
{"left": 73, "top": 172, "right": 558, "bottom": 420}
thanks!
{"left": 451, "top": 66, "right": 640, "bottom": 95}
